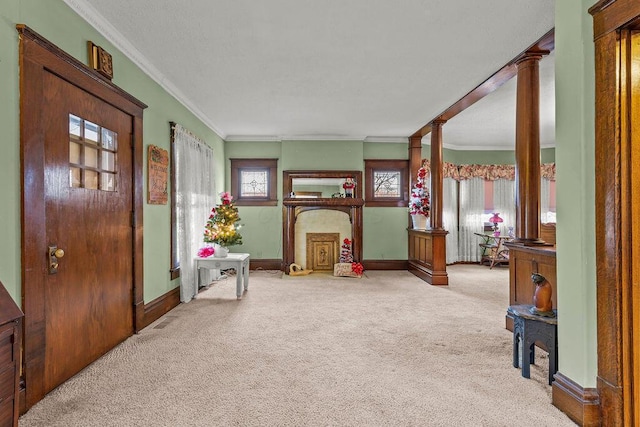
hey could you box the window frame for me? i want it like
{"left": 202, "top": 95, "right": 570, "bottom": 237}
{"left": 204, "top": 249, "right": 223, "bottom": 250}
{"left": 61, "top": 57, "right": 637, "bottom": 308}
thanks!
{"left": 364, "top": 159, "right": 409, "bottom": 207}
{"left": 230, "top": 158, "right": 278, "bottom": 206}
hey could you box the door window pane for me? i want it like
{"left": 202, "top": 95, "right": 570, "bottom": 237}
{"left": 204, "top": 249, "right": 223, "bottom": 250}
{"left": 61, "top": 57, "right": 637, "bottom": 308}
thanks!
{"left": 101, "top": 151, "right": 115, "bottom": 172}
{"left": 69, "top": 114, "right": 81, "bottom": 136}
{"left": 70, "top": 167, "right": 81, "bottom": 188}
{"left": 101, "top": 173, "right": 116, "bottom": 191}
{"left": 69, "top": 141, "right": 81, "bottom": 164}
{"left": 68, "top": 114, "right": 118, "bottom": 192}
{"left": 85, "top": 170, "right": 98, "bottom": 189}
{"left": 102, "top": 128, "right": 117, "bottom": 150}
{"left": 84, "top": 121, "right": 99, "bottom": 143}
{"left": 85, "top": 147, "right": 98, "bottom": 168}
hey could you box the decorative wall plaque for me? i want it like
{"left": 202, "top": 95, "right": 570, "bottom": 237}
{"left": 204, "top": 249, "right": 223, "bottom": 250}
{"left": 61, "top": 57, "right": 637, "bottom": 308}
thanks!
{"left": 87, "top": 41, "right": 113, "bottom": 80}
{"left": 148, "top": 145, "right": 169, "bottom": 205}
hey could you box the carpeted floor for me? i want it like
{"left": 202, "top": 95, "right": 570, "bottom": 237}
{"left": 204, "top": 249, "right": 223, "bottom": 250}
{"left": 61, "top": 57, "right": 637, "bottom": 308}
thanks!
{"left": 19, "top": 264, "right": 575, "bottom": 426}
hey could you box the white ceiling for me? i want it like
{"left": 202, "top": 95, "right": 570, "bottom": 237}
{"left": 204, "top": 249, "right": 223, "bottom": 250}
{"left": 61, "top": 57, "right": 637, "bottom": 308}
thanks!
{"left": 64, "top": 0, "right": 556, "bottom": 150}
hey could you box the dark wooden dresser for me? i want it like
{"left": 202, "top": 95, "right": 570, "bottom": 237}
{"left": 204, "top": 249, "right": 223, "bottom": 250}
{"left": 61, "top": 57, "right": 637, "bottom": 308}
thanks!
{"left": 0, "top": 280, "right": 23, "bottom": 427}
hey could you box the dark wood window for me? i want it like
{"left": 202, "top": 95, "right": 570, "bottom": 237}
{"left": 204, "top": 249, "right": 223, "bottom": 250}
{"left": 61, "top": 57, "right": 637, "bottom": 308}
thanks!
{"left": 364, "top": 159, "right": 409, "bottom": 207}
{"left": 231, "top": 159, "right": 278, "bottom": 206}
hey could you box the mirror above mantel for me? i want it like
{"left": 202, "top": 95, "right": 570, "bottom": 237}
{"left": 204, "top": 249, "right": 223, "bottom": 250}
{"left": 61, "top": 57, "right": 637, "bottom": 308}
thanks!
{"left": 283, "top": 170, "right": 363, "bottom": 201}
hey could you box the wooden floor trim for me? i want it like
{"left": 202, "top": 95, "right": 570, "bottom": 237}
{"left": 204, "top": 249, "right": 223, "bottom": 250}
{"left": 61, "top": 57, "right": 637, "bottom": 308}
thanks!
{"left": 552, "top": 372, "right": 601, "bottom": 426}
{"left": 249, "top": 259, "right": 282, "bottom": 271}
{"left": 140, "top": 287, "right": 180, "bottom": 330}
{"left": 362, "top": 260, "right": 407, "bottom": 270}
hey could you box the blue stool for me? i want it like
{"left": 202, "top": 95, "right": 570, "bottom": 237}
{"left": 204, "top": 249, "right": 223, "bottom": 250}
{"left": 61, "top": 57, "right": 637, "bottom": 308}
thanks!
{"left": 508, "top": 304, "right": 558, "bottom": 385}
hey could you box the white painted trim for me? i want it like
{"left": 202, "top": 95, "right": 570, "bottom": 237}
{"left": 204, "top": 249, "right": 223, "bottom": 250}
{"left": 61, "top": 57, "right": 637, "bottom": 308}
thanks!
{"left": 363, "top": 136, "right": 409, "bottom": 143}
{"left": 62, "top": 0, "right": 227, "bottom": 139}
{"left": 280, "top": 135, "right": 366, "bottom": 142}
{"left": 225, "top": 135, "right": 282, "bottom": 142}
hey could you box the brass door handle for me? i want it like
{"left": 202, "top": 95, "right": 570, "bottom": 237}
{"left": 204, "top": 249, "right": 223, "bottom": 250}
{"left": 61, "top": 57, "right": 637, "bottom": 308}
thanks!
{"left": 48, "top": 245, "right": 65, "bottom": 274}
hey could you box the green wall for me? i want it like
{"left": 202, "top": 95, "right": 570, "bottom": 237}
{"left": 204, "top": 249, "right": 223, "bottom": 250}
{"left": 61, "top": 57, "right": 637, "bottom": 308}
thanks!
{"left": 225, "top": 141, "right": 283, "bottom": 259}
{"left": 363, "top": 143, "right": 409, "bottom": 259}
{"left": 0, "top": 0, "right": 225, "bottom": 303}
{"left": 226, "top": 141, "right": 410, "bottom": 260}
{"left": 554, "top": 0, "right": 597, "bottom": 387}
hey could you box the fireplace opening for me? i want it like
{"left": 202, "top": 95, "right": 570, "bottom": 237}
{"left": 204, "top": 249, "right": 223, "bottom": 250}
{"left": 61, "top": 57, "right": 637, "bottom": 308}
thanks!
{"left": 306, "top": 233, "right": 340, "bottom": 271}
{"left": 294, "top": 209, "right": 351, "bottom": 270}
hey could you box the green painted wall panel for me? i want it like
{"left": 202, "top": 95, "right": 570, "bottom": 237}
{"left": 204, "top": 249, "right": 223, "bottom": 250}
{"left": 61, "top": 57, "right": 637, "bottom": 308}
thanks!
{"left": 0, "top": 3, "right": 21, "bottom": 301}
{"left": 363, "top": 142, "right": 408, "bottom": 160}
{"left": 554, "top": 0, "right": 597, "bottom": 387}
{"left": 225, "top": 141, "right": 283, "bottom": 259}
{"left": 282, "top": 140, "right": 364, "bottom": 171}
{"left": 363, "top": 208, "right": 408, "bottom": 259}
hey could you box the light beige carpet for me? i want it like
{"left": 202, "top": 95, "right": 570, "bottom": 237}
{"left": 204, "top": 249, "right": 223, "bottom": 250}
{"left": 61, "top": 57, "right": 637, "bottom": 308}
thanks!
{"left": 19, "top": 265, "right": 575, "bottom": 426}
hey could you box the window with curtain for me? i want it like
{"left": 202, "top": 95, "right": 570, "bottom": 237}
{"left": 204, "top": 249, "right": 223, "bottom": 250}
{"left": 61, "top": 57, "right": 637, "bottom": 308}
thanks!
{"left": 442, "top": 177, "right": 459, "bottom": 264}
{"left": 458, "top": 177, "right": 485, "bottom": 262}
{"left": 493, "top": 179, "right": 516, "bottom": 236}
{"left": 170, "top": 123, "right": 216, "bottom": 303}
{"left": 541, "top": 162, "right": 556, "bottom": 223}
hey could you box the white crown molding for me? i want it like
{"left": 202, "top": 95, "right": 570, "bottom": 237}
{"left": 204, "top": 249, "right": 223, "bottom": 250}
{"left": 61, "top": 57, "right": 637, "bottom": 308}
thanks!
{"left": 226, "top": 135, "right": 411, "bottom": 143}
{"left": 363, "top": 136, "right": 409, "bottom": 143}
{"left": 225, "top": 135, "right": 282, "bottom": 142}
{"left": 62, "top": 0, "right": 227, "bottom": 139}
{"left": 280, "top": 135, "right": 367, "bottom": 142}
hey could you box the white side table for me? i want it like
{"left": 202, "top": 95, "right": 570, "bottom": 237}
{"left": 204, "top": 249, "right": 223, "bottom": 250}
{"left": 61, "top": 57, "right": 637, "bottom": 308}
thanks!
{"left": 195, "top": 253, "right": 250, "bottom": 299}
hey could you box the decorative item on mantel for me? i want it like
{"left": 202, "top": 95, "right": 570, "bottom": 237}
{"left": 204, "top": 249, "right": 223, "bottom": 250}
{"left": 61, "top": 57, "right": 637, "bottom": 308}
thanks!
{"left": 489, "top": 212, "right": 504, "bottom": 236}
{"left": 409, "top": 166, "right": 430, "bottom": 230}
{"left": 530, "top": 273, "right": 555, "bottom": 317}
{"left": 202, "top": 192, "right": 243, "bottom": 258}
{"left": 342, "top": 176, "right": 356, "bottom": 198}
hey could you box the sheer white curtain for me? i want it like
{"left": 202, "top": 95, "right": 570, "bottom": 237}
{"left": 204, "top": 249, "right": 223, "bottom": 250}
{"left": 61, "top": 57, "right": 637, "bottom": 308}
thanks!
{"left": 540, "top": 177, "right": 553, "bottom": 223}
{"left": 493, "top": 179, "right": 516, "bottom": 236}
{"left": 458, "top": 177, "right": 485, "bottom": 262}
{"left": 442, "top": 177, "right": 458, "bottom": 264}
{"left": 174, "top": 124, "right": 216, "bottom": 302}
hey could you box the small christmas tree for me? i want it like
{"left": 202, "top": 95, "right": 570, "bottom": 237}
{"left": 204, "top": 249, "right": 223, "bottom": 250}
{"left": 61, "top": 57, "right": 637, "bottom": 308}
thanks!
{"left": 339, "top": 238, "right": 354, "bottom": 263}
{"left": 409, "top": 166, "right": 430, "bottom": 217}
{"left": 203, "top": 192, "right": 243, "bottom": 247}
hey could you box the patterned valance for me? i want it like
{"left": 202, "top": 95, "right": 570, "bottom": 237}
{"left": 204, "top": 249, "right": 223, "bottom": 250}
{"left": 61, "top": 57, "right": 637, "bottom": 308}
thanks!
{"left": 422, "top": 160, "right": 556, "bottom": 182}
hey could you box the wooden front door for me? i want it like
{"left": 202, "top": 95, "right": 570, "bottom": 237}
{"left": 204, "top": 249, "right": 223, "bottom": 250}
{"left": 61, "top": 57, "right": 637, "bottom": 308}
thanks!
{"left": 630, "top": 30, "right": 640, "bottom": 426}
{"left": 19, "top": 26, "right": 146, "bottom": 409}
{"left": 42, "top": 71, "right": 134, "bottom": 392}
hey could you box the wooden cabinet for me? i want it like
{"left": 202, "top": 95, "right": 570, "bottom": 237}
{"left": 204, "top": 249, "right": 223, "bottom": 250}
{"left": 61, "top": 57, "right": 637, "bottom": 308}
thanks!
{"left": 0, "top": 281, "right": 23, "bottom": 427}
{"left": 504, "top": 243, "right": 556, "bottom": 331}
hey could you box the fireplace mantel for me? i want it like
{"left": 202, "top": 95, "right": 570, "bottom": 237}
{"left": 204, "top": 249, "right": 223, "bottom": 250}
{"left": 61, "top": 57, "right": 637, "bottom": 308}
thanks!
{"left": 283, "top": 198, "right": 364, "bottom": 208}
{"left": 282, "top": 171, "right": 363, "bottom": 272}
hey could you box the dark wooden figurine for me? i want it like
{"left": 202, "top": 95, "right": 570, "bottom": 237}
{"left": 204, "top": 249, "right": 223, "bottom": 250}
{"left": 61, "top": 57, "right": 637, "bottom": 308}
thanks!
{"left": 530, "top": 273, "right": 554, "bottom": 317}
